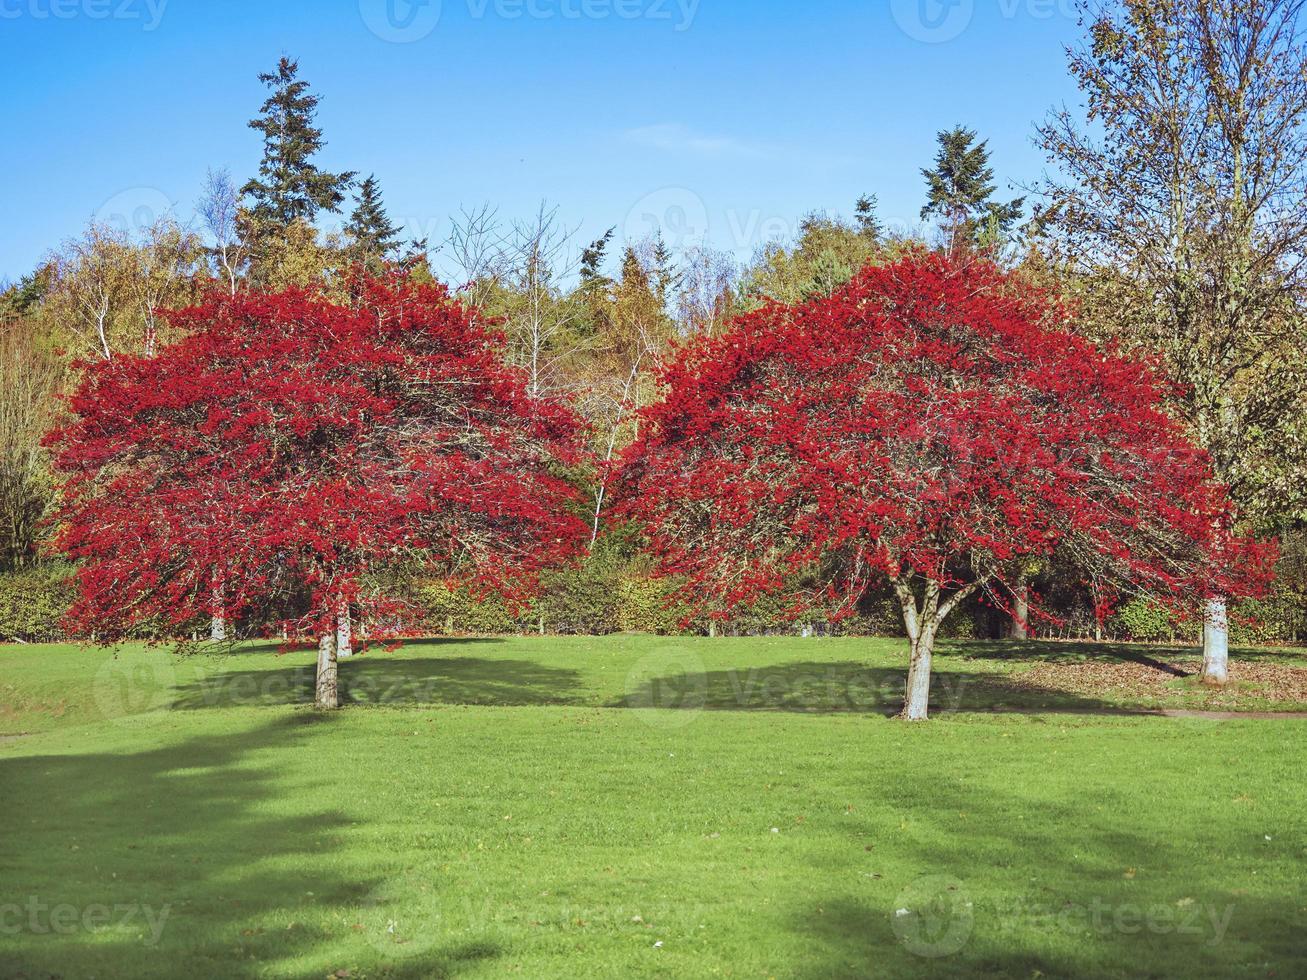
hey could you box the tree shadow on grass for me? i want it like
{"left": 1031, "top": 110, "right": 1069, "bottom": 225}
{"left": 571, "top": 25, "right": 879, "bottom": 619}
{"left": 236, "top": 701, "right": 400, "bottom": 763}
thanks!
{"left": 948, "top": 638, "right": 1306, "bottom": 668}
{"left": 615, "top": 660, "right": 1135, "bottom": 716}
{"left": 0, "top": 713, "right": 498, "bottom": 979}
{"left": 168, "top": 655, "right": 586, "bottom": 711}
{"left": 788, "top": 769, "right": 1307, "bottom": 978}
{"left": 229, "top": 636, "right": 504, "bottom": 657}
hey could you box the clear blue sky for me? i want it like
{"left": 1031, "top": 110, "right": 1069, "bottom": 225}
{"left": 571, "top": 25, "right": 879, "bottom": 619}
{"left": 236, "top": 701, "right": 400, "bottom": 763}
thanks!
{"left": 0, "top": 0, "right": 1085, "bottom": 281}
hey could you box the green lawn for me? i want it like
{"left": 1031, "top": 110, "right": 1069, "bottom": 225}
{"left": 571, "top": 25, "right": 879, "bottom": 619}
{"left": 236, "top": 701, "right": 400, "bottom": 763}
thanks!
{"left": 2, "top": 636, "right": 1305, "bottom": 978}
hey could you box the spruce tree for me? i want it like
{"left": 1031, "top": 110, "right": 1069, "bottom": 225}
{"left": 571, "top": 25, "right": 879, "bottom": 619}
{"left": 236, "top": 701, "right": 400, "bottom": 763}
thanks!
{"left": 344, "top": 175, "right": 403, "bottom": 271}
{"left": 920, "top": 126, "right": 1023, "bottom": 253}
{"left": 579, "top": 227, "right": 615, "bottom": 287}
{"left": 242, "top": 57, "right": 355, "bottom": 232}
{"left": 854, "top": 194, "right": 882, "bottom": 241}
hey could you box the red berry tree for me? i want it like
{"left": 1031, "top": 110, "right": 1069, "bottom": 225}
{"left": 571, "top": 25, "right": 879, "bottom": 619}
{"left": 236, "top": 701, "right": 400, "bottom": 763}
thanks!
{"left": 48, "top": 274, "right": 589, "bottom": 707}
{"left": 619, "top": 253, "right": 1272, "bottom": 719}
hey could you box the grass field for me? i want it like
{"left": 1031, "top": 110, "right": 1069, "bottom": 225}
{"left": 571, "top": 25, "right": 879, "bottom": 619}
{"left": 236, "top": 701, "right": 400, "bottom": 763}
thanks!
{"left": 2, "top": 635, "right": 1305, "bottom": 978}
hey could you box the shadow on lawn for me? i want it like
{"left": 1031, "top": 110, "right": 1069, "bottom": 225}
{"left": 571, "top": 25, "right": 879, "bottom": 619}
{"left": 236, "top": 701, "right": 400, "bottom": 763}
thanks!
{"left": 788, "top": 770, "right": 1306, "bottom": 979}
{"left": 168, "top": 653, "right": 586, "bottom": 711}
{"left": 616, "top": 660, "right": 1129, "bottom": 716}
{"left": 948, "top": 637, "right": 1305, "bottom": 667}
{"left": 168, "top": 647, "right": 1147, "bottom": 715}
{"left": 0, "top": 714, "right": 493, "bottom": 979}
{"left": 232, "top": 636, "right": 504, "bottom": 657}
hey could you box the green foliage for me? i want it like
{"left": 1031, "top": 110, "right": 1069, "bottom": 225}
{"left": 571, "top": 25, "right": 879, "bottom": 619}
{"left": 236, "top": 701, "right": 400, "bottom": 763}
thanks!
{"left": 1111, "top": 597, "right": 1181, "bottom": 642}
{"left": 613, "top": 577, "right": 682, "bottom": 634}
{"left": 920, "top": 125, "right": 1023, "bottom": 251}
{"left": 0, "top": 563, "right": 73, "bottom": 642}
{"left": 738, "top": 213, "right": 882, "bottom": 307}
{"left": 242, "top": 57, "right": 355, "bottom": 230}
{"left": 417, "top": 580, "right": 518, "bottom": 635}
{"left": 343, "top": 174, "right": 404, "bottom": 272}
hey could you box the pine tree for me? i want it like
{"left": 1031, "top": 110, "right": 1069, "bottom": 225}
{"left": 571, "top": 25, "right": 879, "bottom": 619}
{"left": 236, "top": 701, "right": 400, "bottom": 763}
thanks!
{"left": 854, "top": 194, "right": 882, "bottom": 241}
{"left": 579, "top": 227, "right": 615, "bottom": 287}
{"left": 920, "top": 126, "right": 1023, "bottom": 254}
{"left": 344, "top": 175, "right": 403, "bottom": 271}
{"left": 242, "top": 57, "right": 355, "bottom": 232}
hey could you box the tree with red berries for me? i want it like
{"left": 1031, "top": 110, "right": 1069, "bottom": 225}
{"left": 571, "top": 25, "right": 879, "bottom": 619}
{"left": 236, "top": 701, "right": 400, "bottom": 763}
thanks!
{"left": 619, "top": 253, "right": 1272, "bottom": 719}
{"left": 48, "top": 274, "right": 589, "bottom": 707}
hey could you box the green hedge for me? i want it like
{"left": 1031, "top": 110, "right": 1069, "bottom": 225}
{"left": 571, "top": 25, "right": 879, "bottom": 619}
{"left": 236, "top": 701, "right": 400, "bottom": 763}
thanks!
{"left": 0, "top": 563, "right": 74, "bottom": 642}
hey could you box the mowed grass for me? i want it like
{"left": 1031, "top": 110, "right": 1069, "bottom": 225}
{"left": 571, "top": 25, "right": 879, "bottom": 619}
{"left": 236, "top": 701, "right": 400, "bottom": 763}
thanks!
{"left": 1, "top": 635, "right": 1305, "bottom": 978}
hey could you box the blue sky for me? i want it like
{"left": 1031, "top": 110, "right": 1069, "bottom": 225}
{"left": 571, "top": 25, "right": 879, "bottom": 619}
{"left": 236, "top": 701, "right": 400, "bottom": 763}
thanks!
{"left": 0, "top": 0, "right": 1086, "bottom": 281}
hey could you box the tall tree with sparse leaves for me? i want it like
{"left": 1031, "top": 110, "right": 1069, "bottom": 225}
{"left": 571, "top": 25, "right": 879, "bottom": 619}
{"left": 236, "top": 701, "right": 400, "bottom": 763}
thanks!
{"left": 1035, "top": 0, "right": 1307, "bottom": 684}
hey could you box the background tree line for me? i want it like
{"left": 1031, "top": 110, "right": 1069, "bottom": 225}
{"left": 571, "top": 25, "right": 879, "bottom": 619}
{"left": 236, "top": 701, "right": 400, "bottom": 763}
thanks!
{"left": 5, "top": 0, "right": 1307, "bottom": 646}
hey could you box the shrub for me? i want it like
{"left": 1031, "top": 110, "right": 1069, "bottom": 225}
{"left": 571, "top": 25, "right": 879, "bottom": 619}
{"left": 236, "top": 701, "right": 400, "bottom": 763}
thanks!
{"left": 1110, "top": 597, "right": 1180, "bottom": 642}
{"left": 417, "top": 581, "right": 517, "bottom": 635}
{"left": 0, "top": 563, "right": 74, "bottom": 642}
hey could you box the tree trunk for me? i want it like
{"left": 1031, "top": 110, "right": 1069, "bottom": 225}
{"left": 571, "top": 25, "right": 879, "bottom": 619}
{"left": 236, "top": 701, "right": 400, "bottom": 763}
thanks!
{"left": 892, "top": 573, "right": 986, "bottom": 721}
{"left": 316, "top": 632, "right": 339, "bottom": 709}
{"left": 210, "top": 576, "right": 226, "bottom": 643}
{"left": 1011, "top": 580, "right": 1029, "bottom": 639}
{"left": 1200, "top": 596, "right": 1229, "bottom": 686}
{"left": 336, "top": 604, "right": 352, "bottom": 658}
{"left": 901, "top": 628, "right": 936, "bottom": 721}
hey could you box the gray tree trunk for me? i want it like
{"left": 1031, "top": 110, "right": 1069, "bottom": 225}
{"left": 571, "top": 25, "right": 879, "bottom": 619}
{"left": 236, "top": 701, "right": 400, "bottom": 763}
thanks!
{"left": 902, "top": 627, "right": 936, "bottom": 721}
{"left": 316, "top": 632, "right": 339, "bottom": 709}
{"left": 210, "top": 577, "right": 226, "bottom": 643}
{"left": 1011, "top": 581, "right": 1029, "bottom": 639}
{"left": 893, "top": 574, "right": 986, "bottom": 720}
{"left": 1200, "top": 596, "right": 1229, "bottom": 685}
{"left": 336, "top": 604, "right": 352, "bottom": 658}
